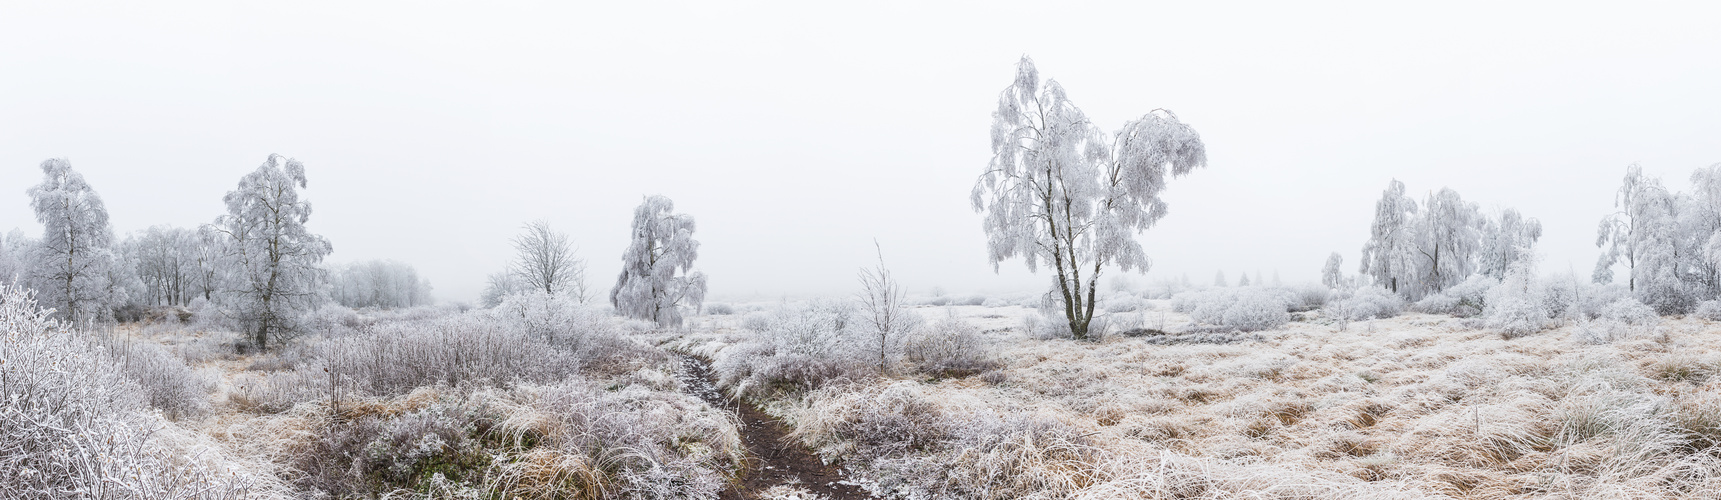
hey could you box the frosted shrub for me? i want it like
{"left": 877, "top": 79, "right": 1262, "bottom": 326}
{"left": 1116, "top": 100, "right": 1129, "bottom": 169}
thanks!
{"left": 490, "top": 290, "right": 617, "bottom": 353}
{"left": 114, "top": 339, "right": 213, "bottom": 420}
{"left": 321, "top": 314, "right": 585, "bottom": 397}
{"left": 1104, "top": 294, "right": 1143, "bottom": 313}
{"left": 715, "top": 301, "right": 869, "bottom": 400}
{"left": 904, "top": 313, "right": 997, "bottom": 378}
{"left": 740, "top": 311, "right": 774, "bottom": 332}
{"left": 1602, "top": 297, "right": 1659, "bottom": 325}
{"left": 302, "top": 304, "right": 372, "bottom": 336}
{"left": 1695, "top": 300, "right": 1721, "bottom": 320}
{"left": 1281, "top": 283, "right": 1331, "bottom": 312}
{"left": 1022, "top": 310, "right": 1074, "bottom": 339}
{"left": 981, "top": 297, "right": 1011, "bottom": 308}
{"left": 0, "top": 283, "right": 267, "bottom": 497}
{"left": 1484, "top": 268, "right": 1548, "bottom": 338}
{"left": 792, "top": 382, "right": 1102, "bottom": 499}
{"left": 1173, "top": 288, "right": 1289, "bottom": 331}
{"left": 704, "top": 302, "right": 735, "bottom": 315}
{"left": 1413, "top": 275, "right": 1497, "bottom": 317}
{"left": 1322, "top": 286, "right": 1404, "bottom": 323}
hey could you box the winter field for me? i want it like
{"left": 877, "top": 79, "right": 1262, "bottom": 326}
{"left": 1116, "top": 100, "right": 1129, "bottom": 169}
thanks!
{"left": 6, "top": 25, "right": 1721, "bottom": 499}
{"left": 10, "top": 280, "right": 1721, "bottom": 499}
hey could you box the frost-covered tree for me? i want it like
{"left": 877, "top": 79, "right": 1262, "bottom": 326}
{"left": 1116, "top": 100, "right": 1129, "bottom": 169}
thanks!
{"left": 1596, "top": 165, "right": 1655, "bottom": 289}
{"left": 329, "top": 260, "right": 433, "bottom": 309}
{"left": 480, "top": 271, "right": 520, "bottom": 308}
{"left": 856, "top": 243, "right": 919, "bottom": 372}
{"left": 1237, "top": 272, "right": 1251, "bottom": 286}
{"left": 1322, "top": 252, "right": 1345, "bottom": 290}
{"left": 126, "top": 225, "right": 202, "bottom": 307}
{"left": 0, "top": 229, "right": 32, "bottom": 287}
{"left": 1478, "top": 208, "right": 1543, "bottom": 279}
{"left": 972, "top": 57, "right": 1207, "bottom": 340}
{"left": 610, "top": 195, "right": 708, "bottom": 327}
{"left": 1214, "top": 270, "right": 1227, "bottom": 287}
{"left": 207, "top": 154, "right": 332, "bottom": 350}
{"left": 26, "top": 159, "right": 122, "bottom": 322}
{"left": 1409, "top": 187, "right": 1485, "bottom": 299}
{"left": 1359, "top": 179, "right": 1418, "bottom": 295}
{"left": 508, "top": 220, "right": 587, "bottom": 302}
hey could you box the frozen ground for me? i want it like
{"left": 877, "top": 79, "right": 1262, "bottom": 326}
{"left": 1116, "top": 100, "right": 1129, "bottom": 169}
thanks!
{"left": 674, "top": 299, "right": 1721, "bottom": 499}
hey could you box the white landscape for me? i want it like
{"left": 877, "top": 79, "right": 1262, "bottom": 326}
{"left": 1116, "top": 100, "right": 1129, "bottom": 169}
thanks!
{"left": 4, "top": 2, "right": 1721, "bottom": 499}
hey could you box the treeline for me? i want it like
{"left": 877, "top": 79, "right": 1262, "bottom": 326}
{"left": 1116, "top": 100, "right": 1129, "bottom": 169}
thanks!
{"left": 0, "top": 157, "right": 429, "bottom": 346}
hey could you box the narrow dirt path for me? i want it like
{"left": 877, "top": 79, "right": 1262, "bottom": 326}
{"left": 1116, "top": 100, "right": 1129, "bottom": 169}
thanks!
{"left": 674, "top": 354, "right": 872, "bottom": 500}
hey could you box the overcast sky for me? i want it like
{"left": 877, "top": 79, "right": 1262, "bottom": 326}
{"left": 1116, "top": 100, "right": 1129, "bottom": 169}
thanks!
{"left": 3, "top": 1, "right": 1720, "bottom": 303}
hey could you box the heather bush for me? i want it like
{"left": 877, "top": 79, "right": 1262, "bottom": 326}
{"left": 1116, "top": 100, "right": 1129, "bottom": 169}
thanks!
{"left": 903, "top": 313, "right": 997, "bottom": 378}
{"left": 112, "top": 338, "right": 214, "bottom": 419}
{"left": 1485, "top": 264, "right": 1549, "bottom": 338}
{"left": 1172, "top": 288, "right": 1289, "bottom": 331}
{"left": 704, "top": 302, "right": 736, "bottom": 315}
{"left": 1696, "top": 300, "right": 1721, "bottom": 321}
{"left": 1281, "top": 283, "right": 1331, "bottom": 312}
{"left": 790, "top": 381, "right": 1103, "bottom": 499}
{"left": 1322, "top": 285, "right": 1404, "bottom": 323}
{"left": 1412, "top": 274, "right": 1498, "bottom": 317}
{"left": 320, "top": 315, "right": 585, "bottom": 397}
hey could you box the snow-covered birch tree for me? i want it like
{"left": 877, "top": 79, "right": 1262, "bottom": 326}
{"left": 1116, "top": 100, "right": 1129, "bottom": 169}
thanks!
{"left": 1596, "top": 165, "right": 1653, "bottom": 289}
{"left": 1359, "top": 179, "right": 1418, "bottom": 295}
{"left": 610, "top": 195, "right": 707, "bottom": 328}
{"left": 1410, "top": 187, "right": 1485, "bottom": 298}
{"left": 1478, "top": 208, "right": 1543, "bottom": 279}
{"left": 509, "top": 220, "right": 586, "bottom": 302}
{"left": 1322, "top": 252, "right": 1345, "bottom": 290}
{"left": 971, "top": 56, "right": 1207, "bottom": 340}
{"left": 26, "top": 159, "right": 121, "bottom": 323}
{"left": 207, "top": 154, "right": 332, "bottom": 351}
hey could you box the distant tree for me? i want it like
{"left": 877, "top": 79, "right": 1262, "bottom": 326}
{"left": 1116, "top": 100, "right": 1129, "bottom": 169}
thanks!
{"left": 1596, "top": 165, "right": 1654, "bottom": 289}
{"left": 508, "top": 221, "right": 587, "bottom": 302}
{"left": 1478, "top": 208, "right": 1543, "bottom": 279}
{"left": 127, "top": 225, "right": 201, "bottom": 307}
{"left": 1214, "top": 270, "right": 1227, "bottom": 287}
{"left": 1322, "top": 252, "right": 1345, "bottom": 290}
{"left": 972, "top": 57, "right": 1207, "bottom": 340}
{"left": 1237, "top": 272, "right": 1251, "bottom": 286}
{"left": 480, "top": 271, "right": 520, "bottom": 308}
{"left": 1359, "top": 179, "right": 1418, "bottom": 295}
{"left": 329, "top": 260, "right": 433, "bottom": 309}
{"left": 610, "top": 195, "right": 708, "bottom": 327}
{"left": 856, "top": 242, "right": 919, "bottom": 373}
{"left": 0, "top": 229, "right": 32, "bottom": 287}
{"left": 207, "top": 154, "right": 332, "bottom": 351}
{"left": 1410, "top": 187, "right": 1485, "bottom": 299}
{"left": 26, "top": 159, "right": 122, "bottom": 322}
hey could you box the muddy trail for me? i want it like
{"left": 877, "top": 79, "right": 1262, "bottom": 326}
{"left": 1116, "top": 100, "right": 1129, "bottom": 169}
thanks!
{"left": 674, "top": 354, "right": 872, "bottom": 500}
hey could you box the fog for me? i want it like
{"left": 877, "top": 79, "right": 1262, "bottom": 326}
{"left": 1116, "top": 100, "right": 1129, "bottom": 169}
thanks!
{"left": 3, "top": 1, "right": 1719, "bottom": 304}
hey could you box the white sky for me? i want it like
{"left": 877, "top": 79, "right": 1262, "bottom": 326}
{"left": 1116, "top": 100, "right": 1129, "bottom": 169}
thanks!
{"left": 3, "top": 1, "right": 1719, "bottom": 303}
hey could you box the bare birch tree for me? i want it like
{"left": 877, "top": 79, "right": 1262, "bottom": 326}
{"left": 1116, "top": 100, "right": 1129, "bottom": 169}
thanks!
{"left": 509, "top": 221, "right": 586, "bottom": 303}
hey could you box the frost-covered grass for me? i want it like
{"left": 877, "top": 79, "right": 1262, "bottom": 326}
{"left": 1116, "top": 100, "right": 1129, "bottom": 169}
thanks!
{"left": 672, "top": 298, "right": 1721, "bottom": 499}
{"left": 11, "top": 293, "right": 745, "bottom": 499}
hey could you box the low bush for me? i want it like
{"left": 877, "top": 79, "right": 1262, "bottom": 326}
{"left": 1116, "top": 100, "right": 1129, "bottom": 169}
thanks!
{"left": 704, "top": 302, "right": 736, "bottom": 315}
{"left": 904, "top": 314, "right": 997, "bottom": 378}
{"left": 1323, "top": 286, "right": 1404, "bottom": 323}
{"left": 1172, "top": 288, "right": 1290, "bottom": 331}
{"left": 1413, "top": 275, "right": 1497, "bottom": 317}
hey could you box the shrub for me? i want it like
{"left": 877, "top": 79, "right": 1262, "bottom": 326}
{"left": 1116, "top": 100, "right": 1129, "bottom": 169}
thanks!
{"left": 1282, "top": 283, "right": 1331, "bottom": 312}
{"left": 1486, "top": 267, "right": 1549, "bottom": 338}
{"left": 321, "top": 315, "right": 586, "bottom": 397}
{"left": 704, "top": 302, "right": 735, "bottom": 315}
{"left": 1413, "top": 275, "right": 1498, "bottom": 317}
{"left": 904, "top": 314, "right": 998, "bottom": 378}
{"left": 0, "top": 283, "right": 270, "bottom": 497}
{"left": 1323, "top": 286, "right": 1404, "bottom": 323}
{"left": 112, "top": 339, "right": 213, "bottom": 420}
{"left": 1173, "top": 288, "right": 1289, "bottom": 332}
{"left": 1695, "top": 300, "right": 1721, "bottom": 321}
